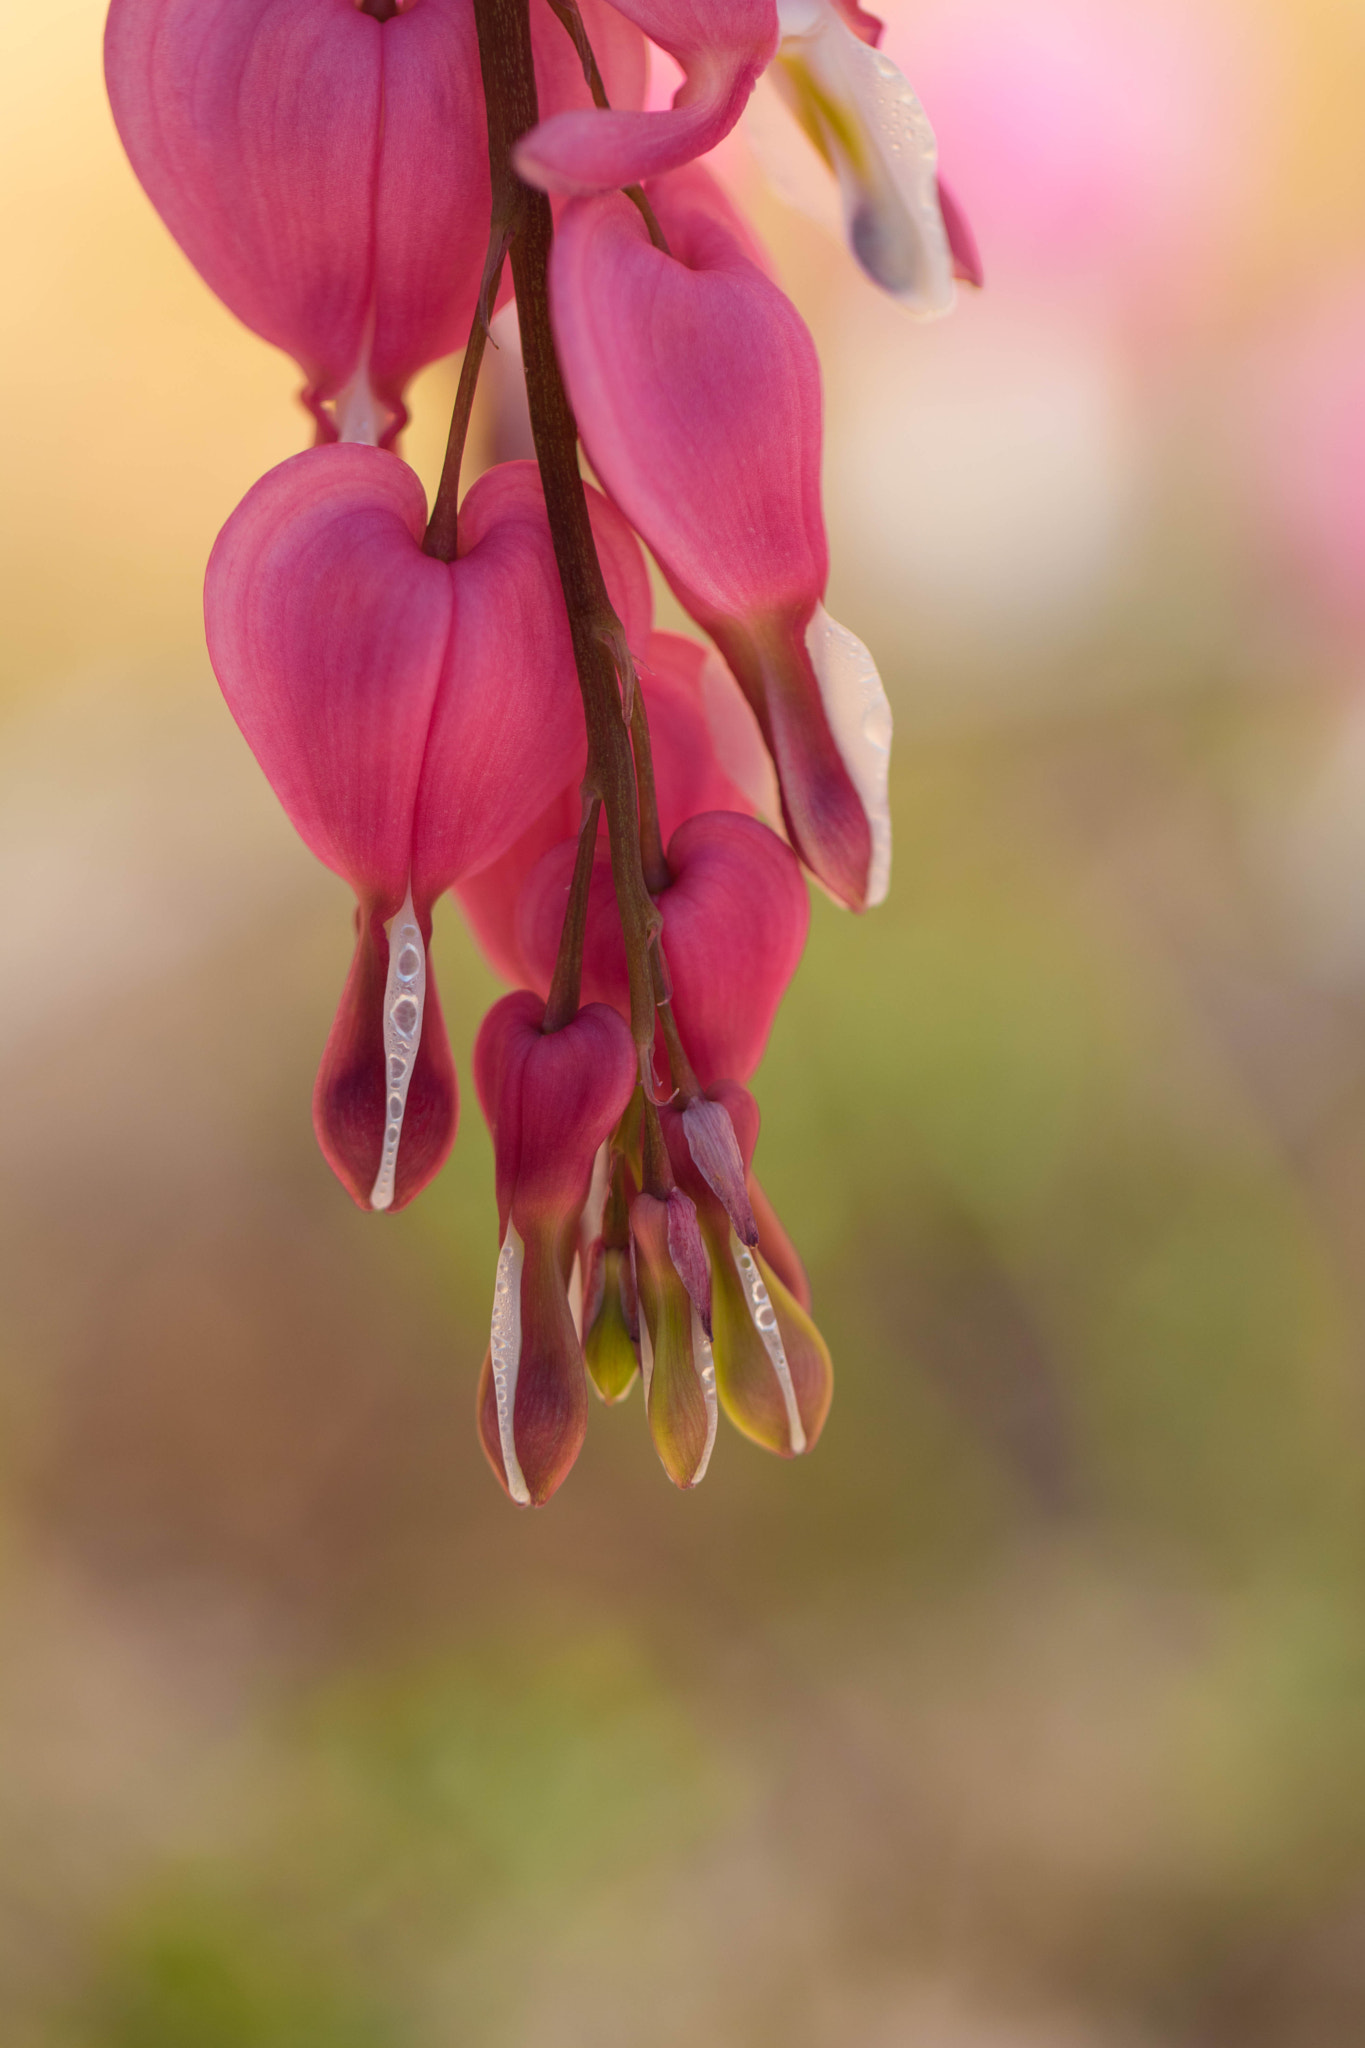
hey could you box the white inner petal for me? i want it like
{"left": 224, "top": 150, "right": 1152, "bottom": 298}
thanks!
{"left": 332, "top": 344, "right": 387, "bottom": 447}
{"left": 690, "top": 1307, "right": 720, "bottom": 1486}
{"left": 766, "top": 5, "right": 955, "bottom": 316}
{"left": 490, "top": 1223, "right": 531, "bottom": 1507}
{"left": 369, "top": 883, "right": 427, "bottom": 1212}
{"left": 805, "top": 603, "right": 893, "bottom": 909}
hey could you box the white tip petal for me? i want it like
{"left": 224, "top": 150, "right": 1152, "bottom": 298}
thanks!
{"left": 805, "top": 604, "right": 893, "bottom": 909}
{"left": 489, "top": 1224, "right": 531, "bottom": 1507}
{"left": 690, "top": 1307, "right": 720, "bottom": 1486}
{"left": 369, "top": 883, "right": 427, "bottom": 1212}
{"left": 732, "top": 1234, "right": 807, "bottom": 1454}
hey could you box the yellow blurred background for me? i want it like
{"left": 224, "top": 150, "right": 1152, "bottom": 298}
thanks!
{"left": 6, "top": 0, "right": 1365, "bottom": 2041}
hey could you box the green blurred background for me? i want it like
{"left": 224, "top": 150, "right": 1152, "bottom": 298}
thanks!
{"left": 6, "top": 0, "right": 1365, "bottom": 2041}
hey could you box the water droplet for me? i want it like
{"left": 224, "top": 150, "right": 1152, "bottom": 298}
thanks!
{"left": 733, "top": 1241, "right": 807, "bottom": 1456}
{"left": 396, "top": 944, "right": 421, "bottom": 980}
{"left": 369, "top": 882, "right": 428, "bottom": 1212}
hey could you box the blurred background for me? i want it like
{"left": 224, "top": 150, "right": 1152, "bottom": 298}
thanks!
{"left": 6, "top": 0, "right": 1365, "bottom": 2041}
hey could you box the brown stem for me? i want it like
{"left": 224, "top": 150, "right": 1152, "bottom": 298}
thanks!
{"left": 543, "top": 0, "right": 669, "bottom": 249}
{"left": 471, "top": 0, "right": 661, "bottom": 1066}
{"left": 543, "top": 794, "right": 601, "bottom": 1032}
{"left": 655, "top": 986, "right": 701, "bottom": 1103}
{"left": 629, "top": 689, "right": 670, "bottom": 892}
{"left": 423, "top": 229, "right": 513, "bottom": 560}
{"left": 641, "top": 1096, "right": 675, "bottom": 1199}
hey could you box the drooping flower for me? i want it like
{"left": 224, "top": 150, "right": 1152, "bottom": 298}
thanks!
{"left": 204, "top": 450, "right": 645, "bottom": 1207}
{"left": 515, "top": 0, "right": 778, "bottom": 197}
{"left": 517, "top": 810, "right": 811, "bottom": 1088}
{"left": 457, "top": 630, "right": 765, "bottom": 987}
{"left": 474, "top": 991, "right": 638, "bottom": 1505}
{"left": 662, "top": 1080, "right": 832, "bottom": 1456}
{"left": 550, "top": 165, "right": 892, "bottom": 911}
{"left": 105, "top": 0, "right": 648, "bottom": 440}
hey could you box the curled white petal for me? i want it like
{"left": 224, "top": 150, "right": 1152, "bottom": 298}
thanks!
{"left": 369, "top": 882, "right": 427, "bottom": 1212}
{"left": 489, "top": 1224, "right": 531, "bottom": 1507}
{"left": 761, "top": 1, "right": 955, "bottom": 316}
{"left": 805, "top": 603, "right": 892, "bottom": 909}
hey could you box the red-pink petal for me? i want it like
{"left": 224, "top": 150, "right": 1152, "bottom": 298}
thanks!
{"left": 518, "top": 811, "right": 809, "bottom": 1085}
{"left": 514, "top": 0, "right": 777, "bottom": 195}
{"left": 551, "top": 169, "right": 827, "bottom": 622}
{"left": 530, "top": 0, "right": 649, "bottom": 123}
{"left": 366, "top": 0, "right": 493, "bottom": 411}
{"left": 106, "top": 0, "right": 379, "bottom": 405}
{"left": 938, "top": 174, "right": 984, "bottom": 288}
{"left": 410, "top": 463, "right": 595, "bottom": 904}
{"left": 205, "top": 443, "right": 450, "bottom": 913}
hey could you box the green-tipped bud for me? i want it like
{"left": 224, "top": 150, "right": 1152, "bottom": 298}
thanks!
{"left": 584, "top": 1245, "right": 640, "bottom": 1404}
{"left": 710, "top": 1232, "right": 832, "bottom": 1457}
{"left": 631, "top": 1191, "right": 717, "bottom": 1490}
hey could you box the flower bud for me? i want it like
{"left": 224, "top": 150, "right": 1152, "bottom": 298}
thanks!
{"left": 474, "top": 994, "right": 638, "bottom": 1505}
{"left": 630, "top": 1189, "right": 717, "bottom": 1489}
{"left": 518, "top": 811, "right": 809, "bottom": 1089}
{"left": 581, "top": 1150, "right": 641, "bottom": 1405}
{"left": 458, "top": 630, "right": 761, "bottom": 986}
{"left": 662, "top": 1082, "right": 831, "bottom": 1456}
{"left": 549, "top": 167, "right": 892, "bottom": 909}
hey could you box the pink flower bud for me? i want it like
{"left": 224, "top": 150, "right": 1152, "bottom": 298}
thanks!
{"left": 662, "top": 1081, "right": 832, "bottom": 1456}
{"left": 549, "top": 166, "right": 892, "bottom": 910}
{"left": 518, "top": 811, "right": 809, "bottom": 1087}
{"left": 473, "top": 992, "right": 638, "bottom": 1506}
{"left": 205, "top": 449, "right": 628, "bottom": 1208}
{"left": 456, "top": 629, "right": 760, "bottom": 986}
{"left": 630, "top": 1188, "right": 717, "bottom": 1489}
{"left": 515, "top": 0, "right": 777, "bottom": 197}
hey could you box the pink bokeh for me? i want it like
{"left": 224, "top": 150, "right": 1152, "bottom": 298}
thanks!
{"left": 881, "top": 0, "right": 1265, "bottom": 323}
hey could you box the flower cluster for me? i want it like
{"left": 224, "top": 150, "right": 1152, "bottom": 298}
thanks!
{"left": 105, "top": 0, "right": 974, "bottom": 1502}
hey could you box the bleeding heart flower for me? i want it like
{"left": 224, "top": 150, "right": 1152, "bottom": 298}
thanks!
{"left": 662, "top": 1080, "right": 832, "bottom": 1456}
{"left": 515, "top": 0, "right": 778, "bottom": 197}
{"left": 474, "top": 991, "right": 638, "bottom": 1505}
{"left": 205, "top": 448, "right": 645, "bottom": 1208}
{"left": 105, "top": 0, "right": 648, "bottom": 439}
{"left": 550, "top": 165, "right": 892, "bottom": 910}
{"left": 456, "top": 629, "right": 763, "bottom": 986}
{"left": 517, "top": 810, "right": 810, "bottom": 1088}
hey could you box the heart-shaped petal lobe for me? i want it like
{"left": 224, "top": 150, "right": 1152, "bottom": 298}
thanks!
{"left": 518, "top": 811, "right": 809, "bottom": 1087}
